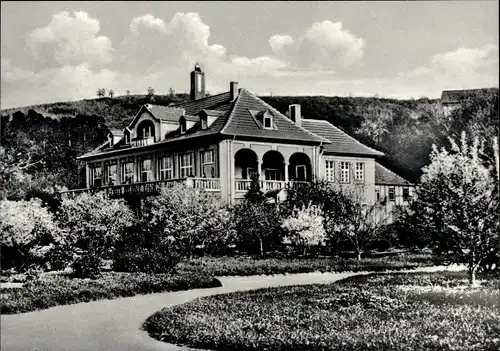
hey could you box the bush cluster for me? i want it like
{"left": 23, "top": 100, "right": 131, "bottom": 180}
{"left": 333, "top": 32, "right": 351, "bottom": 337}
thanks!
{"left": 144, "top": 271, "right": 500, "bottom": 351}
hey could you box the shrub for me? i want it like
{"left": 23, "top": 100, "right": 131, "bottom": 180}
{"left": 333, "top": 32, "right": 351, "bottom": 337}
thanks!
{"left": 58, "top": 192, "right": 135, "bottom": 277}
{"left": 0, "top": 198, "right": 62, "bottom": 271}
{"left": 142, "top": 184, "right": 235, "bottom": 259}
{"left": 113, "top": 246, "right": 181, "bottom": 274}
{"left": 281, "top": 202, "right": 326, "bottom": 256}
{"left": 72, "top": 253, "right": 101, "bottom": 279}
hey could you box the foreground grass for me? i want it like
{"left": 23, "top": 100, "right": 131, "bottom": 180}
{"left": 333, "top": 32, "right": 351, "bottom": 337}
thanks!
{"left": 144, "top": 271, "right": 500, "bottom": 351}
{"left": 0, "top": 272, "right": 221, "bottom": 314}
{"left": 177, "top": 252, "right": 443, "bottom": 277}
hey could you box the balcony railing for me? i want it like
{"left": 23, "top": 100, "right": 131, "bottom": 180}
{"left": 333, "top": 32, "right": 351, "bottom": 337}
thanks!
{"left": 60, "top": 177, "right": 220, "bottom": 199}
{"left": 235, "top": 180, "right": 309, "bottom": 193}
{"left": 131, "top": 137, "right": 155, "bottom": 147}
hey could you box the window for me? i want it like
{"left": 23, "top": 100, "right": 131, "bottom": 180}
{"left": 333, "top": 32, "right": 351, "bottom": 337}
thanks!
{"left": 139, "top": 158, "right": 153, "bottom": 182}
{"left": 355, "top": 162, "right": 365, "bottom": 182}
{"left": 202, "top": 150, "right": 214, "bottom": 165}
{"left": 245, "top": 167, "right": 256, "bottom": 179}
{"left": 179, "top": 153, "right": 194, "bottom": 178}
{"left": 325, "top": 160, "right": 335, "bottom": 181}
{"left": 263, "top": 115, "right": 272, "bottom": 129}
{"left": 340, "top": 161, "right": 350, "bottom": 183}
{"left": 388, "top": 187, "right": 395, "bottom": 201}
{"left": 104, "top": 162, "right": 117, "bottom": 186}
{"left": 124, "top": 131, "right": 130, "bottom": 144}
{"left": 295, "top": 165, "right": 307, "bottom": 181}
{"left": 265, "top": 168, "right": 281, "bottom": 181}
{"left": 121, "top": 159, "right": 134, "bottom": 184}
{"left": 403, "top": 187, "right": 410, "bottom": 200}
{"left": 201, "top": 117, "right": 207, "bottom": 130}
{"left": 159, "top": 156, "right": 174, "bottom": 180}
{"left": 90, "top": 163, "right": 102, "bottom": 188}
{"left": 180, "top": 120, "right": 186, "bottom": 134}
{"left": 376, "top": 187, "right": 381, "bottom": 201}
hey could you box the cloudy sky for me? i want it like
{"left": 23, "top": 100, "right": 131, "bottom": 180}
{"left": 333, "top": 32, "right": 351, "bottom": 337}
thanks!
{"left": 1, "top": 1, "right": 498, "bottom": 109}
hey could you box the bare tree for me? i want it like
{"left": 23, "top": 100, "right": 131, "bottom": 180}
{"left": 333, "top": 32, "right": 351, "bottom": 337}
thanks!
{"left": 169, "top": 87, "right": 175, "bottom": 97}
{"left": 108, "top": 89, "right": 114, "bottom": 98}
{"left": 147, "top": 87, "right": 155, "bottom": 97}
{"left": 126, "top": 90, "right": 131, "bottom": 96}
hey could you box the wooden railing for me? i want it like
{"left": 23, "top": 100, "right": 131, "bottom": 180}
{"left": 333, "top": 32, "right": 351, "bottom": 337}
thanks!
{"left": 235, "top": 180, "right": 309, "bottom": 192}
{"left": 131, "top": 137, "right": 155, "bottom": 147}
{"left": 60, "top": 177, "right": 220, "bottom": 199}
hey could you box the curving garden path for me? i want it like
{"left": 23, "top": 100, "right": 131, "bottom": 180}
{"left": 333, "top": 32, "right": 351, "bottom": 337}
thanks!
{"left": 1, "top": 265, "right": 465, "bottom": 351}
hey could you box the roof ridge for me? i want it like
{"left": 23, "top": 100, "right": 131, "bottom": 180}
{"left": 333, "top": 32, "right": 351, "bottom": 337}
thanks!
{"left": 324, "top": 120, "right": 384, "bottom": 156}
{"left": 376, "top": 162, "right": 412, "bottom": 185}
{"left": 172, "top": 91, "right": 230, "bottom": 108}
{"left": 237, "top": 89, "right": 330, "bottom": 144}
{"left": 219, "top": 91, "right": 242, "bottom": 134}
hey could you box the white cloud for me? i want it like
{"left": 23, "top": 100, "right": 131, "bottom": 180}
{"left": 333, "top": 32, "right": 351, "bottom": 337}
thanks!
{"left": 26, "top": 11, "right": 113, "bottom": 67}
{"left": 129, "top": 14, "right": 166, "bottom": 33}
{"left": 269, "top": 20, "right": 365, "bottom": 70}
{"left": 430, "top": 44, "right": 498, "bottom": 74}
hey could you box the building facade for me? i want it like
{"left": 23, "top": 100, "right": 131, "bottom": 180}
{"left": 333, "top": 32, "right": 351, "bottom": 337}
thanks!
{"left": 70, "top": 65, "right": 413, "bottom": 214}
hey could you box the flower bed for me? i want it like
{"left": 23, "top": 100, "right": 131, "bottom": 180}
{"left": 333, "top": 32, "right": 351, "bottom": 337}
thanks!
{"left": 0, "top": 272, "right": 221, "bottom": 314}
{"left": 177, "top": 252, "right": 444, "bottom": 277}
{"left": 144, "top": 271, "right": 500, "bottom": 350}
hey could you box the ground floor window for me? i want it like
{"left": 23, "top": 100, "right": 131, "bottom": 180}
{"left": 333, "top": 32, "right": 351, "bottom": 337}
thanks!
{"left": 90, "top": 163, "right": 102, "bottom": 188}
{"left": 121, "top": 159, "right": 134, "bottom": 184}
{"left": 295, "top": 165, "right": 307, "bottom": 181}
{"left": 179, "top": 152, "right": 194, "bottom": 178}
{"left": 159, "top": 155, "right": 174, "bottom": 180}
{"left": 139, "top": 158, "right": 153, "bottom": 182}
{"left": 201, "top": 150, "right": 215, "bottom": 178}
{"left": 325, "top": 160, "right": 334, "bottom": 181}
{"left": 388, "top": 187, "right": 395, "bottom": 201}
{"left": 104, "top": 162, "right": 117, "bottom": 186}
{"left": 265, "top": 168, "right": 281, "bottom": 181}
{"left": 403, "top": 187, "right": 410, "bottom": 200}
{"left": 376, "top": 187, "right": 381, "bottom": 201}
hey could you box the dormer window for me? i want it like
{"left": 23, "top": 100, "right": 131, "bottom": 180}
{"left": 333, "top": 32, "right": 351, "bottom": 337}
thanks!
{"left": 124, "top": 128, "right": 131, "bottom": 144}
{"left": 263, "top": 114, "right": 273, "bottom": 129}
{"left": 137, "top": 120, "right": 155, "bottom": 139}
{"left": 201, "top": 116, "right": 207, "bottom": 130}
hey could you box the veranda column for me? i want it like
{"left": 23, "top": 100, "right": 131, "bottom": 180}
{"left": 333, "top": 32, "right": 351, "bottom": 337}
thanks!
{"left": 284, "top": 162, "right": 289, "bottom": 183}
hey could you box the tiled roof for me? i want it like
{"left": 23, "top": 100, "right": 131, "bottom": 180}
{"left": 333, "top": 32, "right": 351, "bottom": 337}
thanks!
{"left": 173, "top": 92, "right": 232, "bottom": 115}
{"left": 441, "top": 88, "right": 497, "bottom": 104}
{"left": 301, "top": 119, "right": 384, "bottom": 157}
{"left": 143, "top": 105, "right": 185, "bottom": 122}
{"left": 375, "top": 162, "right": 411, "bottom": 186}
{"left": 221, "top": 89, "right": 328, "bottom": 144}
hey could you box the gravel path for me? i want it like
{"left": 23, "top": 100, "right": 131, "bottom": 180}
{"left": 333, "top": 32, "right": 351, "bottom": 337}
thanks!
{"left": 1, "top": 265, "right": 465, "bottom": 351}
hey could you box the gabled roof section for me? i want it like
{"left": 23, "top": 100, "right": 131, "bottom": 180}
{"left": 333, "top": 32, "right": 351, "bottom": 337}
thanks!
{"left": 108, "top": 129, "right": 123, "bottom": 136}
{"left": 441, "top": 88, "right": 497, "bottom": 104}
{"left": 375, "top": 162, "right": 412, "bottom": 186}
{"left": 145, "top": 104, "right": 185, "bottom": 122}
{"left": 221, "top": 89, "right": 328, "bottom": 144}
{"left": 301, "top": 119, "right": 384, "bottom": 157}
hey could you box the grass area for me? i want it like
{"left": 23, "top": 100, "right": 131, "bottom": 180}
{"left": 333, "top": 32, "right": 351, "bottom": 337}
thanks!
{"left": 0, "top": 272, "right": 221, "bottom": 314}
{"left": 176, "top": 252, "right": 444, "bottom": 277}
{"left": 144, "top": 271, "right": 500, "bottom": 351}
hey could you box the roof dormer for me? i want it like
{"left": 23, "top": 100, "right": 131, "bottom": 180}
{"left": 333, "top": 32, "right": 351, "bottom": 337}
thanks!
{"left": 249, "top": 109, "right": 276, "bottom": 130}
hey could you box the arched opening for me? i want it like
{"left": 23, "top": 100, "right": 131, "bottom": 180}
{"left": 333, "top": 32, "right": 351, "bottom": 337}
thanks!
{"left": 262, "top": 150, "right": 285, "bottom": 181}
{"left": 289, "top": 152, "right": 312, "bottom": 182}
{"left": 234, "top": 149, "right": 258, "bottom": 179}
{"left": 137, "top": 120, "right": 156, "bottom": 139}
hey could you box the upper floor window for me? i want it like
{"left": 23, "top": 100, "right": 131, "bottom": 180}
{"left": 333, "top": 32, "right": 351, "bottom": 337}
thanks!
{"left": 121, "top": 159, "right": 134, "bottom": 184}
{"left": 403, "top": 187, "right": 410, "bottom": 200}
{"left": 202, "top": 150, "right": 214, "bottom": 165}
{"left": 137, "top": 120, "right": 155, "bottom": 139}
{"left": 159, "top": 155, "right": 174, "bottom": 180}
{"left": 90, "top": 163, "right": 102, "bottom": 188}
{"left": 325, "top": 160, "right": 335, "bottom": 182}
{"left": 355, "top": 162, "right": 365, "bottom": 182}
{"left": 340, "top": 161, "right": 350, "bottom": 183}
{"left": 179, "top": 152, "right": 194, "bottom": 178}
{"left": 388, "top": 187, "right": 395, "bottom": 201}
{"left": 139, "top": 158, "right": 153, "bottom": 182}
{"left": 104, "top": 161, "right": 117, "bottom": 186}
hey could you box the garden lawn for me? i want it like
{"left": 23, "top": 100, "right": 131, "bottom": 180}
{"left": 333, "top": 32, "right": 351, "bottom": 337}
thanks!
{"left": 177, "top": 252, "right": 444, "bottom": 277}
{"left": 0, "top": 271, "right": 221, "bottom": 314}
{"left": 144, "top": 271, "right": 500, "bottom": 351}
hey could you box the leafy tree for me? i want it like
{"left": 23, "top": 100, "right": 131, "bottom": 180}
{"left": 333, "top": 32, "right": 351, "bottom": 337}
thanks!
{"left": 169, "top": 87, "right": 175, "bottom": 97}
{"left": 58, "top": 193, "right": 135, "bottom": 277}
{"left": 126, "top": 90, "right": 131, "bottom": 96}
{"left": 96, "top": 88, "right": 105, "bottom": 98}
{"left": 147, "top": 87, "right": 155, "bottom": 97}
{"left": 142, "top": 184, "right": 234, "bottom": 259}
{"left": 0, "top": 199, "right": 62, "bottom": 271}
{"left": 108, "top": 89, "right": 114, "bottom": 98}
{"left": 409, "top": 132, "right": 499, "bottom": 285}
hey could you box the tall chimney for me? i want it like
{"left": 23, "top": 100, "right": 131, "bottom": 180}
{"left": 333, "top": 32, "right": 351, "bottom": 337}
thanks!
{"left": 289, "top": 104, "right": 301, "bottom": 126}
{"left": 230, "top": 81, "right": 239, "bottom": 101}
{"left": 190, "top": 63, "right": 205, "bottom": 100}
